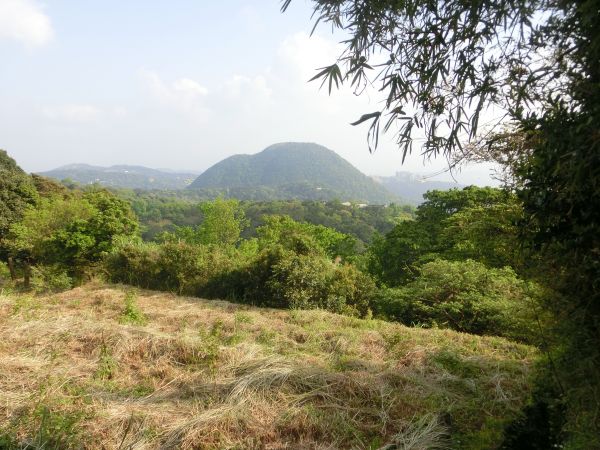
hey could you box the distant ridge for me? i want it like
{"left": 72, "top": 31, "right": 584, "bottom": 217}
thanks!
{"left": 188, "top": 142, "right": 401, "bottom": 204}
{"left": 372, "top": 172, "right": 463, "bottom": 204}
{"left": 39, "top": 164, "right": 198, "bottom": 190}
{"left": 38, "top": 147, "right": 463, "bottom": 203}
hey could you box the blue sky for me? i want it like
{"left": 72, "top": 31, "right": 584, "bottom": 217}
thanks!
{"left": 0, "top": 0, "right": 498, "bottom": 184}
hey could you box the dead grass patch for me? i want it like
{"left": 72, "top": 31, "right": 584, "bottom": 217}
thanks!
{"left": 0, "top": 284, "right": 537, "bottom": 449}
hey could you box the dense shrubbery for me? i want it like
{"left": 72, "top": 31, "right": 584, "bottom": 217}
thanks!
{"left": 364, "top": 187, "right": 545, "bottom": 342}
{"left": 107, "top": 225, "right": 375, "bottom": 318}
{"left": 0, "top": 157, "right": 139, "bottom": 289}
{"left": 374, "top": 259, "right": 541, "bottom": 342}
{"left": 6, "top": 190, "right": 138, "bottom": 284}
{"left": 106, "top": 188, "right": 537, "bottom": 332}
{"left": 105, "top": 240, "right": 246, "bottom": 297}
{"left": 29, "top": 265, "right": 73, "bottom": 293}
{"left": 239, "top": 245, "right": 374, "bottom": 316}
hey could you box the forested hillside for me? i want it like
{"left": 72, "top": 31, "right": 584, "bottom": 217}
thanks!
{"left": 115, "top": 188, "right": 413, "bottom": 243}
{"left": 39, "top": 164, "right": 198, "bottom": 190}
{"left": 189, "top": 142, "right": 400, "bottom": 204}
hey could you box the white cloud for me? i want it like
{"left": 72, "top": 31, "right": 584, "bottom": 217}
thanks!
{"left": 41, "top": 104, "right": 101, "bottom": 122}
{"left": 278, "top": 32, "right": 341, "bottom": 81}
{"left": 223, "top": 74, "right": 272, "bottom": 100}
{"left": 140, "top": 69, "right": 211, "bottom": 122}
{"left": 173, "top": 78, "right": 209, "bottom": 97}
{"left": 0, "top": 0, "right": 53, "bottom": 47}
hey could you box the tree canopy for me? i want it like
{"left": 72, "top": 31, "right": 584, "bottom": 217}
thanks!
{"left": 282, "top": 0, "right": 571, "bottom": 158}
{"left": 0, "top": 150, "right": 38, "bottom": 239}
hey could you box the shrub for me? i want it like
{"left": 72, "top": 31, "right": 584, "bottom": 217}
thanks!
{"left": 0, "top": 262, "right": 11, "bottom": 287}
{"left": 267, "top": 251, "right": 333, "bottom": 310}
{"left": 327, "top": 263, "right": 375, "bottom": 317}
{"left": 106, "top": 237, "right": 376, "bottom": 318}
{"left": 30, "top": 265, "right": 73, "bottom": 293}
{"left": 373, "top": 258, "right": 542, "bottom": 341}
{"left": 105, "top": 239, "right": 162, "bottom": 289}
{"left": 106, "top": 239, "right": 251, "bottom": 299}
{"left": 241, "top": 246, "right": 376, "bottom": 317}
{"left": 157, "top": 241, "right": 204, "bottom": 294}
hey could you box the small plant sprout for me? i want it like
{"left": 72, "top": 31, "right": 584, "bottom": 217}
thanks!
{"left": 119, "top": 290, "right": 147, "bottom": 325}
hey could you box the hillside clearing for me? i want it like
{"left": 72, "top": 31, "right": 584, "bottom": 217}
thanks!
{"left": 0, "top": 283, "right": 537, "bottom": 449}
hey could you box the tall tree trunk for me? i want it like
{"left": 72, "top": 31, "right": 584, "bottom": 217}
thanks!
{"left": 7, "top": 256, "right": 17, "bottom": 281}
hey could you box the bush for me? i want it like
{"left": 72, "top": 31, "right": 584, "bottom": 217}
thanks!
{"left": 157, "top": 241, "right": 205, "bottom": 294}
{"left": 267, "top": 250, "right": 334, "bottom": 310}
{"left": 106, "top": 239, "right": 252, "bottom": 298}
{"left": 106, "top": 239, "right": 377, "bottom": 318}
{"left": 373, "top": 259, "right": 542, "bottom": 341}
{"left": 30, "top": 265, "right": 73, "bottom": 293}
{"left": 105, "top": 239, "right": 162, "bottom": 289}
{"left": 240, "top": 246, "right": 375, "bottom": 317}
{"left": 0, "top": 262, "right": 11, "bottom": 284}
{"left": 328, "top": 263, "right": 375, "bottom": 317}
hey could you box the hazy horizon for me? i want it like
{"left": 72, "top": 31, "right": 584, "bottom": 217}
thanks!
{"left": 1, "top": 0, "right": 501, "bottom": 186}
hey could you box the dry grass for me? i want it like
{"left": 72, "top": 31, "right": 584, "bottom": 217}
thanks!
{"left": 0, "top": 283, "right": 537, "bottom": 449}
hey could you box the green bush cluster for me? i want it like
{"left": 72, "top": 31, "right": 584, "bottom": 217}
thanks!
{"left": 0, "top": 175, "right": 139, "bottom": 291}
{"left": 106, "top": 239, "right": 375, "bottom": 318}
{"left": 30, "top": 265, "right": 73, "bottom": 293}
{"left": 105, "top": 190, "right": 539, "bottom": 333}
{"left": 366, "top": 187, "right": 545, "bottom": 342}
{"left": 373, "top": 259, "right": 542, "bottom": 342}
{"left": 106, "top": 240, "right": 245, "bottom": 297}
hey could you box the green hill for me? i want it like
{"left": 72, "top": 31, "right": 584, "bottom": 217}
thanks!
{"left": 188, "top": 142, "right": 401, "bottom": 204}
{"left": 38, "top": 164, "right": 198, "bottom": 190}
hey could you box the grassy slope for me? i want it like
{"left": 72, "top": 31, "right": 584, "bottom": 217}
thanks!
{"left": 0, "top": 283, "right": 536, "bottom": 449}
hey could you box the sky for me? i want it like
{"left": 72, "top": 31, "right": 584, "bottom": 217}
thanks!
{"left": 0, "top": 0, "right": 500, "bottom": 185}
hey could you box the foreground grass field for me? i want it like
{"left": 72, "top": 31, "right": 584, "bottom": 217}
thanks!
{"left": 0, "top": 283, "right": 537, "bottom": 449}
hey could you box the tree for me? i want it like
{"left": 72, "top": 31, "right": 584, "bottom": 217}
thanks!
{"left": 0, "top": 151, "right": 38, "bottom": 237}
{"left": 367, "top": 220, "right": 433, "bottom": 286}
{"left": 198, "top": 197, "right": 247, "bottom": 246}
{"left": 281, "top": 0, "right": 565, "bottom": 158}
{"left": 368, "top": 187, "right": 516, "bottom": 285}
{"left": 440, "top": 199, "right": 523, "bottom": 269}
{"left": 0, "top": 151, "right": 38, "bottom": 280}
{"left": 82, "top": 190, "right": 139, "bottom": 260}
{"left": 256, "top": 214, "right": 357, "bottom": 259}
{"left": 6, "top": 190, "right": 139, "bottom": 284}
{"left": 416, "top": 186, "right": 513, "bottom": 245}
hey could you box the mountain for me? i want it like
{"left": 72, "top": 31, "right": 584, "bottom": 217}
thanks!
{"left": 373, "top": 171, "right": 464, "bottom": 204}
{"left": 38, "top": 164, "right": 199, "bottom": 190}
{"left": 188, "top": 142, "right": 400, "bottom": 204}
